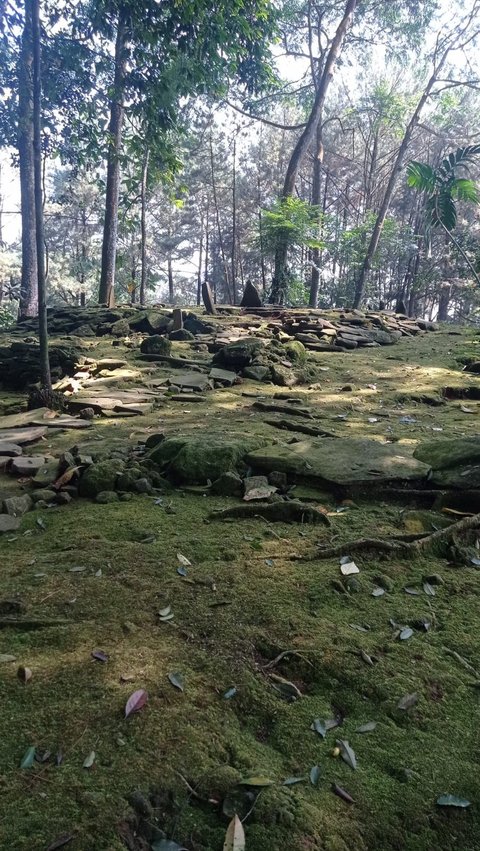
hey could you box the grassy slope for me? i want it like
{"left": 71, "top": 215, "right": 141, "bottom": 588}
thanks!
{"left": 0, "top": 322, "right": 480, "bottom": 851}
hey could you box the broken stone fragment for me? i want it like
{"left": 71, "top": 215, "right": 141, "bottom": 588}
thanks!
{"left": 140, "top": 335, "right": 172, "bottom": 356}
{"left": 10, "top": 456, "right": 45, "bottom": 476}
{"left": 2, "top": 495, "right": 33, "bottom": 516}
{"left": 0, "top": 515, "right": 21, "bottom": 533}
{"left": 210, "top": 471, "right": 244, "bottom": 497}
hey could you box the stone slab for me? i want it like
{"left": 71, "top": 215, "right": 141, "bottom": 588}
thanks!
{"left": 0, "top": 427, "right": 47, "bottom": 445}
{"left": 10, "top": 456, "right": 45, "bottom": 476}
{"left": 0, "top": 443, "right": 22, "bottom": 457}
{"left": 246, "top": 438, "right": 431, "bottom": 486}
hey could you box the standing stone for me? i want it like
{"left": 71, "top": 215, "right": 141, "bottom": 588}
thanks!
{"left": 172, "top": 308, "right": 183, "bottom": 330}
{"left": 202, "top": 281, "right": 216, "bottom": 315}
{"left": 240, "top": 279, "right": 262, "bottom": 308}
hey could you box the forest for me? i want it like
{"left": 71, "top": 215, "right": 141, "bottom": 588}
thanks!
{"left": 1, "top": 0, "right": 480, "bottom": 324}
{"left": 2, "top": 2, "right": 480, "bottom": 851}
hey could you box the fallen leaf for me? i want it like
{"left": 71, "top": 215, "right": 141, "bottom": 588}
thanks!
{"left": 0, "top": 654, "right": 17, "bottom": 663}
{"left": 176, "top": 552, "right": 191, "bottom": 567}
{"left": 310, "top": 765, "right": 321, "bottom": 786}
{"left": 91, "top": 650, "right": 108, "bottom": 663}
{"left": 460, "top": 405, "right": 475, "bottom": 413}
{"left": 20, "top": 746, "right": 36, "bottom": 768}
{"left": 125, "top": 689, "right": 148, "bottom": 717}
{"left": 397, "top": 692, "right": 418, "bottom": 711}
{"left": 399, "top": 627, "right": 414, "bottom": 641}
{"left": 404, "top": 587, "right": 421, "bottom": 596}
{"left": 331, "top": 782, "right": 354, "bottom": 804}
{"left": 470, "top": 557, "right": 480, "bottom": 566}
{"left": 349, "top": 623, "right": 370, "bottom": 632}
{"left": 239, "top": 776, "right": 274, "bottom": 787}
{"left": 283, "top": 776, "right": 306, "bottom": 786}
{"left": 83, "top": 750, "right": 96, "bottom": 769}
{"left": 423, "top": 582, "right": 436, "bottom": 596}
{"left": 69, "top": 566, "right": 86, "bottom": 573}
{"left": 17, "top": 666, "right": 32, "bottom": 683}
{"left": 223, "top": 814, "right": 245, "bottom": 851}
{"left": 336, "top": 739, "right": 356, "bottom": 770}
{"left": 177, "top": 566, "right": 188, "bottom": 577}
{"left": 223, "top": 686, "right": 237, "bottom": 700}
{"left": 46, "top": 834, "right": 75, "bottom": 850}
{"left": 355, "top": 721, "right": 377, "bottom": 733}
{"left": 436, "top": 794, "right": 470, "bottom": 808}
{"left": 371, "top": 587, "right": 385, "bottom": 597}
{"left": 36, "top": 517, "right": 46, "bottom": 529}
{"left": 360, "top": 649, "right": 374, "bottom": 666}
{"left": 120, "top": 674, "right": 135, "bottom": 683}
{"left": 168, "top": 672, "right": 184, "bottom": 692}
{"left": 311, "top": 718, "right": 326, "bottom": 738}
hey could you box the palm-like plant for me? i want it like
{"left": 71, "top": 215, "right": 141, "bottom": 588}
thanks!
{"left": 407, "top": 144, "right": 480, "bottom": 285}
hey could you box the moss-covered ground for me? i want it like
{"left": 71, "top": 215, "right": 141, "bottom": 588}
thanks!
{"left": 1, "top": 320, "right": 480, "bottom": 851}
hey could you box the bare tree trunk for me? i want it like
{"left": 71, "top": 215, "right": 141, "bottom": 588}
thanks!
{"left": 98, "top": 10, "right": 128, "bottom": 306}
{"left": 231, "top": 131, "right": 237, "bottom": 304}
{"left": 271, "top": 0, "right": 358, "bottom": 302}
{"left": 197, "top": 210, "right": 204, "bottom": 306}
{"left": 309, "top": 123, "right": 324, "bottom": 307}
{"left": 18, "top": 0, "right": 38, "bottom": 318}
{"left": 209, "top": 132, "right": 232, "bottom": 302}
{"left": 353, "top": 50, "right": 450, "bottom": 308}
{"left": 167, "top": 257, "right": 174, "bottom": 304}
{"left": 139, "top": 147, "right": 149, "bottom": 306}
{"left": 31, "top": 0, "right": 50, "bottom": 388}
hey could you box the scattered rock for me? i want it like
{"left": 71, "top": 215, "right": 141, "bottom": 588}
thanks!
{"left": 0, "top": 515, "right": 21, "bottom": 533}
{"left": 10, "top": 456, "right": 45, "bottom": 477}
{"left": 210, "top": 471, "right": 244, "bottom": 497}
{"left": 167, "top": 372, "right": 212, "bottom": 392}
{"left": 32, "top": 459, "right": 60, "bottom": 488}
{"left": 209, "top": 367, "right": 238, "bottom": 386}
{"left": 271, "top": 365, "right": 297, "bottom": 387}
{"left": 213, "top": 338, "right": 265, "bottom": 369}
{"left": 95, "top": 491, "right": 119, "bottom": 504}
{"left": 140, "top": 335, "right": 172, "bottom": 356}
{"left": 243, "top": 475, "right": 277, "bottom": 501}
{"left": 0, "top": 442, "right": 23, "bottom": 457}
{"left": 240, "top": 280, "right": 262, "bottom": 308}
{"left": 78, "top": 460, "right": 125, "bottom": 498}
{"left": 242, "top": 365, "right": 271, "bottom": 382}
{"left": 31, "top": 489, "right": 56, "bottom": 503}
{"left": 169, "top": 329, "right": 195, "bottom": 341}
{"left": 2, "top": 495, "right": 33, "bottom": 516}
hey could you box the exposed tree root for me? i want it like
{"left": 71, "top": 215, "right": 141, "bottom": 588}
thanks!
{"left": 210, "top": 500, "right": 331, "bottom": 525}
{"left": 312, "top": 511, "right": 480, "bottom": 559}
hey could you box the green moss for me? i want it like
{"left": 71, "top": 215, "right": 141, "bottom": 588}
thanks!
{"left": 1, "top": 323, "right": 480, "bottom": 850}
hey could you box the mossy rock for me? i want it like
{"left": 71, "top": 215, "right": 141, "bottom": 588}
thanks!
{"left": 283, "top": 340, "right": 307, "bottom": 363}
{"left": 140, "top": 335, "right": 172, "bottom": 356}
{"left": 414, "top": 436, "right": 480, "bottom": 470}
{"left": 147, "top": 434, "right": 266, "bottom": 484}
{"left": 78, "top": 459, "right": 125, "bottom": 497}
{"left": 213, "top": 338, "right": 265, "bottom": 369}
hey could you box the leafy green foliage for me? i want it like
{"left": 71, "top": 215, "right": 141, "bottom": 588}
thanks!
{"left": 261, "top": 197, "right": 322, "bottom": 254}
{"left": 407, "top": 145, "right": 480, "bottom": 232}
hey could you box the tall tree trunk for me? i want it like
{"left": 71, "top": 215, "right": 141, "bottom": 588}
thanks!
{"left": 18, "top": 0, "right": 38, "bottom": 318}
{"left": 209, "top": 132, "right": 232, "bottom": 303}
{"left": 271, "top": 0, "right": 358, "bottom": 302}
{"left": 309, "top": 123, "right": 324, "bottom": 307}
{"left": 231, "top": 132, "right": 237, "bottom": 304}
{"left": 98, "top": 10, "right": 128, "bottom": 306}
{"left": 31, "top": 0, "right": 50, "bottom": 388}
{"left": 139, "top": 147, "right": 149, "bottom": 306}
{"left": 167, "top": 257, "right": 174, "bottom": 304}
{"left": 197, "top": 211, "right": 204, "bottom": 306}
{"left": 352, "top": 50, "right": 449, "bottom": 308}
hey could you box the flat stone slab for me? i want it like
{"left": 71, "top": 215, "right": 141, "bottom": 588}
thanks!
{"left": 209, "top": 367, "right": 238, "bottom": 386}
{"left": 414, "top": 437, "right": 480, "bottom": 470}
{"left": 10, "top": 456, "right": 45, "bottom": 476}
{"left": 167, "top": 373, "right": 213, "bottom": 392}
{"left": 31, "top": 415, "right": 93, "bottom": 429}
{"left": 0, "top": 443, "right": 22, "bottom": 457}
{"left": 3, "top": 494, "right": 33, "bottom": 517}
{"left": 0, "top": 515, "right": 21, "bottom": 533}
{"left": 246, "top": 438, "right": 431, "bottom": 486}
{"left": 0, "top": 427, "right": 47, "bottom": 445}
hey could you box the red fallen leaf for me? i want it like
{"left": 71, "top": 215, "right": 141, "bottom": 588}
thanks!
{"left": 331, "top": 782, "right": 355, "bottom": 804}
{"left": 125, "top": 688, "right": 148, "bottom": 718}
{"left": 46, "top": 834, "right": 75, "bottom": 850}
{"left": 120, "top": 674, "right": 135, "bottom": 683}
{"left": 91, "top": 650, "right": 108, "bottom": 663}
